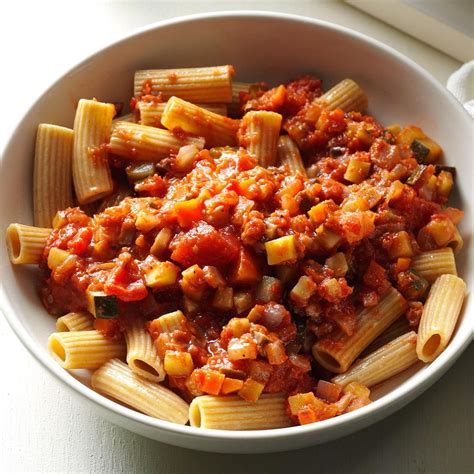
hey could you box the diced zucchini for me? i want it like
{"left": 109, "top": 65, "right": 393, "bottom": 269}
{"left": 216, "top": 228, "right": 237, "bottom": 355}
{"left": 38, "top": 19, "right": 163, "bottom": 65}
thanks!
{"left": 135, "top": 211, "right": 160, "bottom": 232}
{"left": 238, "top": 378, "right": 265, "bottom": 402}
{"left": 344, "top": 158, "right": 371, "bottom": 184}
{"left": 220, "top": 377, "right": 244, "bottom": 395}
{"left": 411, "top": 137, "right": 441, "bottom": 164}
{"left": 265, "top": 235, "right": 298, "bottom": 265}
{"left": 47, "top": 248, "right": 70, "bottom": 271}
{"left": 175, "top": 198, "right": 203, "bottom": 228}
{"left": 144, "top": 261, "right": 179, "bottom": 289}
{"left": 226, "top": 317, "right": 251, "bottom": 338}
{"left": 290, "top": 276, "right": 317, "bottom": 305}
{"left": 87, "top": 290, "right": 119, "bottom": 319}
{"left": 341, "top": 196, "right": 370, "bottom": 212}
{"left": 316, "top": 225, "right": 343, "bottom": 251}
{"left": 164, "top": 350, "right": 194, "bottom": 376}
{"left": 386, "top": 231, "right": 413, "bottom": 259}
{"left": 233, "top": 290, "right": 254, "bottom": 314}
{"left": 150, "top": 227, "right": 172, "bottom": 256}
{"left": 274, "top": 265, "right": 298, "bottom": 284}
{"left": 325, "top": 252, "right": 348, "bottom": 277}
{"left": 308, "top": 200, "right": 332, "bottom": 225}
{"left": 436, "top": 171, "right": 454, "bottom": 200}
{"left": 288, "top": 392, "right": 323, "bottom": 416}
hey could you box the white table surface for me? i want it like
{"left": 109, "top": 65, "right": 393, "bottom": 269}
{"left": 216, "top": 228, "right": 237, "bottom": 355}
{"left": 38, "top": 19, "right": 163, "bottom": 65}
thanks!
{"left": 1, "top": 1, "right": 472, "bottom": 473}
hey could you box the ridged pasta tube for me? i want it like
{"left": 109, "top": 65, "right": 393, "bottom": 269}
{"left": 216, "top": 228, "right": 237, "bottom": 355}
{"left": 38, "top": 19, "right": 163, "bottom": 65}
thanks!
{"left": 56, "top": 312, "right": 95, "bottom": 332}
{"left": 332, "top": 331, "right": 419, "bottom": 388}
{"left": 416, "top": 274, "right": 466, "bottom": 362}
{"left": 92, "top": 358, "right": 189, "bottom": 424}
{"left": 161, "top": 97, "right": 239, "bottom": 147}
{"left": 189, "top": 394, "right": 290, "bottom": 430}
{"left": 72, "top": 99, "right": 115, "bottom": 204}
{"left": 411, "top": 248, "right": 457, "bottom": 283}
{"left": 6, "top": 223, "right": 51, "bottom": 264}
{"left": 48, "top": 330, "right": 126, "bottom": 369}
{"left": 138, "top": 101, "right": 227, "bottom": 127}
{"left": 33, "top": 124, "right": 74, "bottom": 227}
{"left": 108, "top": 121, "right": 204, "bottom": 161}
{"left": 277, "top": 135, "right": 307, "bottom": 176}
{"left": 124, "top": 320, "right": 165, "bottom": 382}
{"left": 239, "top": 111, "right": 282, "bottom": 167}
{"left": 312, "top": 287, "right": 408, "bottom": 373}
{"left": 134, "top": 66, "right": 233, "bottom": 103}
{"left": 317, "top": 79, "right": 368, "bottom": 112}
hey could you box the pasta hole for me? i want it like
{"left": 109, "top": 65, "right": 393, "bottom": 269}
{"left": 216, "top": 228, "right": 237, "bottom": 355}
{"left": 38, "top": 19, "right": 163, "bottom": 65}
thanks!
{"left": 422, "top": 334, "right": 441, "bottom": 358}
{"left": 134, "top": 360, "right": 159, "bottom": 377}
{"left": 189, "top": 400, "right": 202, "bottom": 428}
{"left": 50, "top": 338, "right": 66, "bottom": 362}
{"left": 316, "top": 352, "right": 341, "bottom": 372}
{"left": 7, "top": 226, "right": 21, "bottom": 260}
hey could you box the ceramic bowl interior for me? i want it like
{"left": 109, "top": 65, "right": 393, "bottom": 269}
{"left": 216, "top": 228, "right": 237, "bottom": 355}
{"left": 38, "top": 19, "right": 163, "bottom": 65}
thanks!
{"left": 0, "top": 11, "right": 472, "bottom": 454}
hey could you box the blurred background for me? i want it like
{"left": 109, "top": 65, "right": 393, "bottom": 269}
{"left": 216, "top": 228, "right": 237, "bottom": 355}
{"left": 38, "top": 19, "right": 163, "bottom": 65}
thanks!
{"left": 1, "top": 1, "right": 473, "bottom": 473}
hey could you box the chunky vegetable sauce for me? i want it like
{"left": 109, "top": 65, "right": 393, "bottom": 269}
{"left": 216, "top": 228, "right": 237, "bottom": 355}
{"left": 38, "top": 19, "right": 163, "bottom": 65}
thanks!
{"left": 40, "top": 75, "right": 462, "bottom": 425}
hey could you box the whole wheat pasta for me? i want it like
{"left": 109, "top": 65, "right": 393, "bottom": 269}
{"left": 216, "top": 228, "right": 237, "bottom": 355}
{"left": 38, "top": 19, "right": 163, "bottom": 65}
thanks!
{"left": 112, "top": 112, "right": 135, "bottom": 124}
{"left": 361, "top": 317, "right": 411, "bottom": 356}
{"left": 312, "top": 287, "right": 408, "bottom": 373}
{"left": 149, "top": 310, "right": 186, "bottom": 334}
{"left": 33, "top": 124, "right": 74, "bottom": 227}
{"left": 108, "top": 121, "right": 204, "bottom": 161}
{"left": 92, "top": 358, "right": 189, "bottom": 424}
{"left": 134, "top": 66, "right": 233, "bottom": 103}
{"left": 317, "top": 79, "right": 368, "bottom": 112}
{"left": 125, "top": 319, "right": 165, "bottom": 382}
{"left": 239, "top": 110, "right": 282, "bottom": 167}
{"left": 416, "top": 274, "right": 466, "bottom": 362}
{"left": 189, "top": 393, "right": 290, "bottom": 430}
{"left": 72, "top": 99, "right": 115, "bottom": 204}
{"left": 6, "top": 223, "right": 51, "bottom": 264}
{"left": 411, "top": 248, "right": 457, "bottom": 283}
{"left": 138, "top": 101, "right": 227, "bottom": 127}
{"left": 277, "top": 135, "right": 307, "bottom": 176}
{"left": 332, "top": 331, "right": 419, "bottom": 388}
{"left": 48, "top": 330, "right": 126, "bottom": 369}
{"left": 161, "top": 97, "right": 239, "bottom": 147}
{"left": 56, "top": 312, "right": 95, "bottom": 332}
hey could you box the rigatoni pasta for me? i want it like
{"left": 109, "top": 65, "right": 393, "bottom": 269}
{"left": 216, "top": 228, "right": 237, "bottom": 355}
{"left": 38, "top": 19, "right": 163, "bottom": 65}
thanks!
{"left": 33, "top": 124, "right": 74, "bottom": 227}
{"left": 239, "top": 110, "right": 282, "bottom": 167}
{"left": 161, "top": 96, "right": 239, "bottom": 147}
{"left": 332, "top": 331, "right": 419, "bottom": 388}
{"left": 92, "top": 359, "right": 189, "bottom": 424}
{"left": 416, "top": 275, "right": 466, "bottom": 362}
{"left": 312, "top": 288, "right": 408, "bottom": 373}
{"left": 134, "top": 65, "right": 233, "bottom": 103}
{"left": 6, "top": 65, "right": 468, "bottom": 432}
{"left": 189, "top": 394, "right": 290, "bottom": 430}
{"left": 56, "top": 312, "right": 95, "bottom": 332}
{"left": 72, "top": 99, "right": 115, "bottom": 204}
{"left": 108, "top": 121, "right": 204, "bottom": 161}
{"left": 6, "top": 223, "right": 51, "bottom": 264}
{"left": 48, "top": 330, "right": 126, "bottom": 369}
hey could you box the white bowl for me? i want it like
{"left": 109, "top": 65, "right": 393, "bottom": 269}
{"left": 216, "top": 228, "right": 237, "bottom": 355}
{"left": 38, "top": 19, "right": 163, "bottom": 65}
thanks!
{"left": 0, "top": 11, "right": 472, "bottom": 454}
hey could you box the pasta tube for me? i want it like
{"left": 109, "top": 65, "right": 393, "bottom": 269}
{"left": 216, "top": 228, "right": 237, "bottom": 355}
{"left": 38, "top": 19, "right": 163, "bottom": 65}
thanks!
{"left": 134, "top": 66, "right": 233, "bottom": 103}
{"left": 48, "top": 330, "right": 126, "bottom": 369}
{"left": 312, "top": 287, "right": 408, "bottom": 373}
{"left": 332, "top": 331, "right": 419, "bottom": 388}
{"left": 239, "top": 110, "right": 282, "bottom": 167}
{"left": 411, "top": 248, "right": 457, "bottom": 283}
{"left": 161, "top": 97, "right": 239, "bottom": 147}
{"left": 317, "top": 79, "right": 368, "bottom": 112}
{"left": 189, "top": 394, "right": 290, "bottom": 430}
{"left": 138, "top": 101, "right": 226, "bottom": 127}
{"left": 361, "top": 317, "right": 411, "bottom": 356}
{"left": 277, "top": 135, "right": 307, "bottom": 176}
{"left": 56, "top": 312, "right": 95, "bottom": 332}
{"left": 72, "top": 99, "right": 115, "bottom": 204}
{"left": 92, "top": 358, "right": 189, "bottom": 424}
{"left": 108, "top": 121, "right": 204, "bottom": 161}
{"left": 149, "top": 310, "right": 186, "bottom": 334}
{"left": 125, "top": 320, "right": 165, "bottom": 382}
{"left": 33, "top": 124, "right": 74, "bottom": 227}
{"left": 6, "top": 223, "right": 51, "bottom": 264}
{"left": 228, "top": 81, "right": 251, "bottom": 117}
{"left": 112, "top": 112, "right": 135, "bottom": 124}
{"left": 416, "top": 274, "right": 466, "bottom": 362}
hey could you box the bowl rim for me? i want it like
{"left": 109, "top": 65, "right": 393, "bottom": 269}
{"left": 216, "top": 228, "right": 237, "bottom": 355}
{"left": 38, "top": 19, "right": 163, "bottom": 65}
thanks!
{"left": 1, "top": 10, "right": 473, "bottom": 444}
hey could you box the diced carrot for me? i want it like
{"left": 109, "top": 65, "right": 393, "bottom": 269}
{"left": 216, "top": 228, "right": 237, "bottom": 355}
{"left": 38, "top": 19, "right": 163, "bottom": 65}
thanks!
{"left": 192, "top": 369, "right": 226, "bottom": 395}
{"left": 297, "top": 406, "right": 318, "bottom": 425}
{"left": 175, "top": 198, "right": 203, "bottom": 228}
{"left": 221, "top": 377, "right": 244, "bottom": 395}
